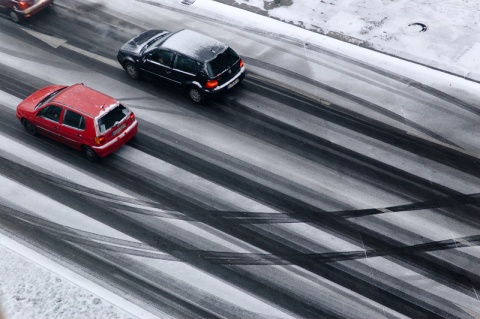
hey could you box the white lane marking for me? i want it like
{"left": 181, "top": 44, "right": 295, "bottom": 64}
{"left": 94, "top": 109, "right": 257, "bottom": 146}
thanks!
{"left": 20, "top": 27, "right": 121, "bottom": 69}
{"left": 20, "top": 27, "right": 67, "bottom": 48}
{"left": 63, "top": 43, "right": 122, "bottom": 69}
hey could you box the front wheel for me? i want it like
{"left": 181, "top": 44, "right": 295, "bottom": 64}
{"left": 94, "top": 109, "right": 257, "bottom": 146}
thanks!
{"left": 82, "top": 145, "right": 99, "bottom": 162}
{"left": 124, "top": 62, "right": 140, "bottom": 80}
{"left": 188, "top": 86, "right": 205, "bottom": 104}
{"left": 22, "top": 119, "right": 37, "bottom": 136}
{"left": 9, "top": 9, "right": 22, "bottom": 23}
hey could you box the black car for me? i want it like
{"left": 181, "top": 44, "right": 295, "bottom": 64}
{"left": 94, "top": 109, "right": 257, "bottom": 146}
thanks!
{"left": 117, "top": 29, "right": 246, "bottom": 103}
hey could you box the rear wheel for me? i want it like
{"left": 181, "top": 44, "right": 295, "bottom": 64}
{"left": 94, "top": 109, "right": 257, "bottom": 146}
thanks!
{"left": 22, "top": 119, "right": 37, "bottom": 136}
{"left": 188, "top": 86, "right": 205, "bottom": 104}
{"left": 9, "top": 9, "right": 22, "bottom": 23}
{"left": 82, "top": 145, "right": 99, "bottom": 162}
{"left": 124, "top": 62, "right": 140, "bottom": 80}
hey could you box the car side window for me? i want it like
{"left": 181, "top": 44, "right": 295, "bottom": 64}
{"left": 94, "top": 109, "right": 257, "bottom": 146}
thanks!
{"left": 39, "top": 105, "right": 62, "bottom": 123}
{"left": 174, "top": 55, "right": 197, "bottom": 75}
{"left": 63, "top": 110, "right": 86, "bottom": 130}
{"left": 151, "top": 49, "right": 174, "bottom": 67}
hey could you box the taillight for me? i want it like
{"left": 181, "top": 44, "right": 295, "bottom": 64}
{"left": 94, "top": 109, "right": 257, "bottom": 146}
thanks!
{"left": 205, "top": 80, "right": 218, "bottom": 89}
{"left": 17, "top": 1, "right": 29, "bottom": 10}
{"left": 129, "top": 112, "right": 135, "bottom": 120}
{"left": 94, "top": 136, "right": 105, "bottom": 145}
{"left": 239, "top": 59, "right": 244, "bottom": 68}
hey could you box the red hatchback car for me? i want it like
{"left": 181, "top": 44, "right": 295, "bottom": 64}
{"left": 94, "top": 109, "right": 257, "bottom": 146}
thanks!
{"left": 16, "top": 83, "right": 138, "bottom": 161}
{"left": 0, "top": 0, "right": 54, "bottom": 23}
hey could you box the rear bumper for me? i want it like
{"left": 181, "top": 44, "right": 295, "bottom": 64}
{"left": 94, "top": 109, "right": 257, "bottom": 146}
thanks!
{"left": 17, "top": 0, "right": 54, "bottom": 18}
{"left": 92, "top": 120, "right": 138, "bottom": 158}
{"left": 205, "top": 66, "right": 246, "bottom": 95}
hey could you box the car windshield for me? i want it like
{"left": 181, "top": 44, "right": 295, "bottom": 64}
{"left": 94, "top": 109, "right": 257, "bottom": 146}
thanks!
{"left": 35, "top": 87, "right": 66, "bottom": 110}
{"left": 141, "top": 33, "right": 170, "bottom": 54}
{"left": 97, "top": 104, "right": 129, "bottom": 133}
{"left": 206, "top": 47, "right": 239, "bottom": 77}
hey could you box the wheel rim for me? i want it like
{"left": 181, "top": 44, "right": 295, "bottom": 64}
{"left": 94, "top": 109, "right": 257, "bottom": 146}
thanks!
{"left": 126, "top": 64, "right": 138, "bottom": 78}
{"left": 83, "top": 147, "right": 97, "bottom": 161}
{"left": 86, "top": 149, "right": 95, "bottom": 160}
{"left": 189, "top": 88, "right": 202, "bottom": 103}
{"left": 10, "top": 10, "right": 20, "bottom": 23}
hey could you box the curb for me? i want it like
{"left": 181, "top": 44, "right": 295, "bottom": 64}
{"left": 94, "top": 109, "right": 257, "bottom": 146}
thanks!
{"left": 212, "top": 0, "right": 480, "bottom": 84}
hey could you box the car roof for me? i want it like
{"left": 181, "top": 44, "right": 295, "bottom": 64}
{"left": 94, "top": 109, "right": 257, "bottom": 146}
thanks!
{"left": 52, "top": 84, "right": 118, "bottom": 117}
{"left": 161, "top": 29, "right": 227, "bottom": 62}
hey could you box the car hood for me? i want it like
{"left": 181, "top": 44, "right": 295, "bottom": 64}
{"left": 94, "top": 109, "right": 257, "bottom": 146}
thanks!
{"left": 119, "top": 30, "right": 170, "bottom": 55}
{"left": 17, "top": 85, "right": 67, "bottom": 114}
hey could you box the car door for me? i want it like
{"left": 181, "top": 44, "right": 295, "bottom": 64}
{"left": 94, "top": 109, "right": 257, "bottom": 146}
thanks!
{"left": 59, "top": 109, "right": 87, "bottom": 149}
{"left": 141, "top": 48, "right": 178, "bottom": 83}
{"left": 35, "top": 104, "right": 65, "bottom": 142}
{"left": 170, "top": 54, "right": 198, "bottom": 86}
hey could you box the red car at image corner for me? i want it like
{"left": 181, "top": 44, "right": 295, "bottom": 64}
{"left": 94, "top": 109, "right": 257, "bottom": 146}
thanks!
{"left": 16, "top": 83, "right": 138, "bottom": 162}
{"left": 0, "top": 0, "right": 54, "bottom": 23}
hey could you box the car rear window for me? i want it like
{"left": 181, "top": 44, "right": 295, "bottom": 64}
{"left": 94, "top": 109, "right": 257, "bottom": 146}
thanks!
{"left": 206, "top": 47, "right": 239, "bottom": 77}
{"left": 97, "top": 104, "right": 129, "bottom": 133}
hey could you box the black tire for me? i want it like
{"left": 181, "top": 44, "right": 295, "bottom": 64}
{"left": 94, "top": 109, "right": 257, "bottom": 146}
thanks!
{"left": 9, "top": 9, "right": 22, "bottom": 23}
{"left": 82, "top": 145, "right": 99, "bottom": 162}
{"left": 44, "top": 4, "right": 56, "bottom": 16}
{"left": 188, "top": 86, "right": 205, "bottom": 104}
{"left": 124, "top": 62, "right": 140, "bottom": 80}
{"left": 22, "top": 119, "right": 37, "bottom": 136}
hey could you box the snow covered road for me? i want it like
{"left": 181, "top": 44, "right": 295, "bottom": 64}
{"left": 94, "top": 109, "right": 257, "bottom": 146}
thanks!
{"left": 1, "top": 0, "right": 480, "bottom": 318}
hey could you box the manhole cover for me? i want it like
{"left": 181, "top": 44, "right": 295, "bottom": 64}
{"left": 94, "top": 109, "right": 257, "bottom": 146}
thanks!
{"left": 406, "top": 22, "right": 428, "bottom": 33}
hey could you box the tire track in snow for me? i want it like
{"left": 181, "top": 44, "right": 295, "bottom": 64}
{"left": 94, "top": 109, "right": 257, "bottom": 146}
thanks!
{"left": 3, "top": 182, "right": 478, "bottom": 266}
{"left": 1, "top": 9, "right": 479, "bottom": 315}
{"left": 120, "top": 127, "right": 480, "bottom": 314}
{"left": 0, "top": 156, "right": 327, "bottom": 318}
{"left": 239, "top": 76, "right": 480, "bottom": 176}
{"left": 0, "top": 122, "right": 478, "bottom": 318}
{"left": 130, "top": 0, "right": 480, "bottom": 117}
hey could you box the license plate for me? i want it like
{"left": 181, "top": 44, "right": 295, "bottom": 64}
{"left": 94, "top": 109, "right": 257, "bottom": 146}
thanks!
{"left": 112, "top": 123, "right": 126, "bottom": 136}
{"left": 227, "top": 78, "right": 239, "bottom": 89}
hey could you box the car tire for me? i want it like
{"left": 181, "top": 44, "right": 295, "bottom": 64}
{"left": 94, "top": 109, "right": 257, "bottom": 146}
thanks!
{"left": 124, "top": 62, "right": 140, "bottom": 80}
{"left": 188, "top": 86, "right": 205, "bottom": 104}
{"left": 9, "top": 9, "right": 22, "bottom": 23}
{"left": 82, "top": 145, "right": 99, "bottom": 162}
{"left": 44, "top": 4, "right": 56, "bottom": 15}
{"left": 22, "top": 119, "right": 37, "bottom": 136}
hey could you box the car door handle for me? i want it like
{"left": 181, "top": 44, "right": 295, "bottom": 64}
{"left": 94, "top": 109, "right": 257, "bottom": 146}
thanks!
{"left": 76, "top": 134, "right": 82, "bottom": 138}
{"left": 165, "top": 70, "right": 171, "bottom": 74}
{"left": 54, "top": 125, "right": 59, "bottom": 129}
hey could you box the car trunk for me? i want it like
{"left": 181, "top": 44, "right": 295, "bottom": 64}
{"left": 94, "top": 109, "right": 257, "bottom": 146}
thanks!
{"left": 206, "top": 47, "right": 241, "bottom": 86}
{"left": 96, "top": 104, "right": 134, "bottom": 144}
